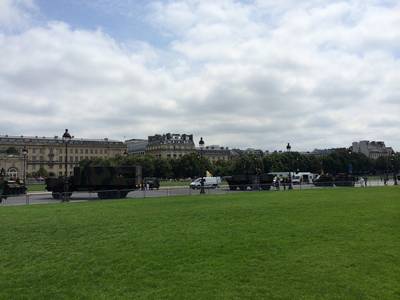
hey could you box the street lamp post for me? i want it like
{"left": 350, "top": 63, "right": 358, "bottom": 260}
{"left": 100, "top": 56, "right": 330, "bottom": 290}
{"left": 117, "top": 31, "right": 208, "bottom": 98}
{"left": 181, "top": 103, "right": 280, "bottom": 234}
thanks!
{"left": 384, "top": 153, "right": 390, "bottom": 186}
{"left": 347, "top": 148, "right": 354, "bottom": 186}
{"left": 199, "top": 137, "right": 205, "bottom": 194}
{"left": 62, "top": 129, "right": 72, "bottom": 201}
{"left": 391, "top": 153, "right": 398, "bottom": 186}
{"left": 22, "top": 146, "right": 28, "bottom": 184}
{"left": 286, "top": 143, "right": 293, "bottom": 190}
{"left": 347, "top": 148, "right": 353, "bottom": 174}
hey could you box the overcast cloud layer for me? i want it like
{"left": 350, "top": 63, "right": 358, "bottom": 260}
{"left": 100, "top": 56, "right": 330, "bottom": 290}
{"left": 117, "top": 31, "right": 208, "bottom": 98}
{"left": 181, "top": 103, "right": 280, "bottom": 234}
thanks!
{"left": 0, "top": 0, "right": 400, "bottom": 151}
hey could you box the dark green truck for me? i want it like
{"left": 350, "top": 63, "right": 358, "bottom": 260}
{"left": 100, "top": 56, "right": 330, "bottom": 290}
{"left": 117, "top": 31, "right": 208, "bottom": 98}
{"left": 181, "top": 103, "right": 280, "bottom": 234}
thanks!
{"left": 45, "top": 166, "right": 142, "bottom": 200}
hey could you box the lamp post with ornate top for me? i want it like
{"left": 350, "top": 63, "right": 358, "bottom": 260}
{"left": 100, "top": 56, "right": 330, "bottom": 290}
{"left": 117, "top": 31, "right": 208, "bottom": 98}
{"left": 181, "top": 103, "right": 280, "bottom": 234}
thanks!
{"left": 391, "top": 152, "right": 398, "bottom": 186}
{"left": 22, "top": 146, "right": 28, "bottom": 184}
{"left": 199, "top": 137, "right": 205, "bottom": 194}
{"left": 286, "top": 143, "right": 293, "bottom": 190}
{"left": 62, "top": 129, "right": 72, "bottom": 201}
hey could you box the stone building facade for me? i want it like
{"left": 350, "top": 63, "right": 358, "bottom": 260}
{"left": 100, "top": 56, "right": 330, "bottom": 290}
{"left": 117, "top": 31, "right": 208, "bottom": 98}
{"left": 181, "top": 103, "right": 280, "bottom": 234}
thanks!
{"left": 125, "top": 139, "right": 148, "bottom": 156}
{"left": 0, "top": 154, "right": 24, "bottom": 179}
{"left": 351, "top": 141, "right": 394, "bottom": 159}
{"left": 146, "top": 133, "right": 195, "bottom": 159}
{"left": 197, "top": 145, "right": 231, "bottom": 162}
{"left": 0, "top": 135, "right": 126, "bottom": 177}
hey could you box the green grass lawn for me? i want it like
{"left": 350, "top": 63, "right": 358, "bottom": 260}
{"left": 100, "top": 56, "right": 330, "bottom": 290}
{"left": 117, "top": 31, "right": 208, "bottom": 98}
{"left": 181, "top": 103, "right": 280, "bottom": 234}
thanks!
{"left": 1, "top": 187, "right": 399, "bottom": 299}
{"left": 160, "top": 180, "right": 191, "bottom": 187}
{"left": 27, "top": 184, "right": 46, "bottom": 192}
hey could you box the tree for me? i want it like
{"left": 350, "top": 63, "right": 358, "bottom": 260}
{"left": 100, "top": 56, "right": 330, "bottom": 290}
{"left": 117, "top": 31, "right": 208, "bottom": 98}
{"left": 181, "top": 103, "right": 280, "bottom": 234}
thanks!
{"left": 154, "top": 158, "right": 173, "bottom": 179}
{"left": 232, "top": 154, "right": 263, "bottom": 175}
{"left": 212, "top": 160, "right": 232, "bottom": 176}
{"left": 33, "top": 166, "right": 48, "bottom": 178}
{"left": 174, "top": 153, "right": 202, "bottom": 179}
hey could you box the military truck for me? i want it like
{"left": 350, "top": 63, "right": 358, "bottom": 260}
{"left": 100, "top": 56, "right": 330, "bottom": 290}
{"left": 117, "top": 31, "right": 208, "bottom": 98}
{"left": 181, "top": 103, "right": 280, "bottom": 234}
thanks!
{"left": 313, "top": 174, "right": 335, "bottom": 187}
{"left": 334, "top": 173, "right": 356, "bottom": 187}
{"left": 45, "top": 166, "right": 142, "bottom": 200}
{"left": 313, "top": 173, "right": 356, "bottom": 187}
{"left": 225, "top": 173, "right": 274, "bottom": 191}
{"left": 143, "top": 177, "right": 160, "bottom": 190}
{"left": 0, "top": 171, "right": 27, "bottom": 202}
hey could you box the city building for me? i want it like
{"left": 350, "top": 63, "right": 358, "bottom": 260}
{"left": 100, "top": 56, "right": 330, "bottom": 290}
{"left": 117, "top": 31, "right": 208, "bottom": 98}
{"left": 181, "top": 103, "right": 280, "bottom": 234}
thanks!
{"left": 0, "top": 154, "right": 24, "bottom": 179}
{"left": 351, "top": 141, "right": 394, "bottom": 159}
{"left": 0, "top": 134, "right": 126, "bottom": 177}
{"left": 309, "top": 148, "right": 340, "bottom": 157}
{"left": 231, "top": 148, "right": 264, "bottom": 157}
{"left": 197, "top": 145, "right": 231, "bottom": 162}
{"left": 146, "top": 133, "right": 195, "bottom": 159}
{"left": 125, "top": 139, "right": 148, "bottom": 156}
{"left": 243, "top": 148, "right": 264, "bottom": 157}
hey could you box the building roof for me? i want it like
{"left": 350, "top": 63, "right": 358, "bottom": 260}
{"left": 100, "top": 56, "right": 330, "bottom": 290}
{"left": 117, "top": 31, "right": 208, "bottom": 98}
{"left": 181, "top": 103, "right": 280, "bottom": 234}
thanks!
{"left": 0, "top": 135, "right": 124, "bottom": 145}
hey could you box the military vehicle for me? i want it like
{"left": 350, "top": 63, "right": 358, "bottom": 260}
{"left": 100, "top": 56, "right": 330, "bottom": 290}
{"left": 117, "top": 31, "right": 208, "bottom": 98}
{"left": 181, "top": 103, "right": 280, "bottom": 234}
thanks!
{"left": 334, "top": 173, "right": 356, "bottom": 187}
{"left": 0, "top": 170, "right": 27, "bottom": 202}
{"left": 143, "top": 177, "right": 160, "bottom": 189}
{"left": 313, "top": 173, "right": 356, "bottom": 187}
{"left": 225, "top": 173, "right": 274, "bottom": 191}
{"left": 45, "top": 166, "right": 142, "bottom": 200}
{"left": 313, "top": 174, "right": 335, "bottom": 187}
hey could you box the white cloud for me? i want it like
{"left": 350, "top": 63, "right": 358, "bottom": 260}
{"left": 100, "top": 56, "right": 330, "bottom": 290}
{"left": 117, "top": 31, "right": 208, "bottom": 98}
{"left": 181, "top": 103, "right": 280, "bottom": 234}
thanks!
{"left": 0, "top": 0, "right": 37, "bottom": 30}
{"left": 1, "top": 0, "right": 400, "bottom": 151}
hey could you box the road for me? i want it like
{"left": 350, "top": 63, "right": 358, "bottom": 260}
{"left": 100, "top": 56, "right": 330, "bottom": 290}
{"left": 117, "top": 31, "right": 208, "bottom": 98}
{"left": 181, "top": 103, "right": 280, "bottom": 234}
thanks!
{"left": 0, "top": 186, "right": 229, "bottom": 206}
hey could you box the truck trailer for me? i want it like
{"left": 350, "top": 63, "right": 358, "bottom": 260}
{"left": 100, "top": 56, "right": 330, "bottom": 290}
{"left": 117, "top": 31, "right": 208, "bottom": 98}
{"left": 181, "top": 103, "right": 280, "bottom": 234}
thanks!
{"left": 45, "top": 166, "right": 142, "bottom": 200}
{"left": 225, "top": 173, "right": 274, "bottom": 191}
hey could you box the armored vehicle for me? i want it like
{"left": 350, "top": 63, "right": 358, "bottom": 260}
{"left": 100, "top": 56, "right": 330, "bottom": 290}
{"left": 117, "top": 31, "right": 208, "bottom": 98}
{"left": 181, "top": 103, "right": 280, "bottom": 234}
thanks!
{"left": 0, "top": 171, "right": 27, "bottom": 202}
{"left": 313, "top": 174, "right": 334, "bottom": 187}
{"left": 313, "top": 173, "right": 356, "bottom": 187}
{"left": 334, "top": 173, "right": 356, "bottom": 187}
{"left": 46, "top": 166, "right": 142, "bottom": 200}
{"left": 225, "top": 173, "right": 274, "bottom": 191}
{"left": 143, "top": 177, "right": 160, "bottom": 189}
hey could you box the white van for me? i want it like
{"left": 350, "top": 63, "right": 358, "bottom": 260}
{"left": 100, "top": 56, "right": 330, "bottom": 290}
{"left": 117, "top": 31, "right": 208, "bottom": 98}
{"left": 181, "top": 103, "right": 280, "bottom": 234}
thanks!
{"left": 292, "top": 172, "right": 318, "bottom": 184}
{"left": 190, "top": 177, "right": 221, "bottom": 189}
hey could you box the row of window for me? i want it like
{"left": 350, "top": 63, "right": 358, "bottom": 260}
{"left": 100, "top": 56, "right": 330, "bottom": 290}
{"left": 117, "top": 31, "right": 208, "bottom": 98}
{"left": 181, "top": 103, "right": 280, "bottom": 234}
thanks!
{"left": 29, "top": 156, "right": 106, "bottom": 162}
{"left": 28, "top": 162, "right": 79, "bottom": 171}
{"left": 148, "top": 146, "right": 194, "bottom": 151}
{"left": 29, "top": 148, "right": 110, "bottom": 155}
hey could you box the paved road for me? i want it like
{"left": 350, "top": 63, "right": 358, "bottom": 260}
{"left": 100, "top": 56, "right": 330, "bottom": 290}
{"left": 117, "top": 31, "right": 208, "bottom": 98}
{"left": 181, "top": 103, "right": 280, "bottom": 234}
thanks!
{"left": 0, "top": 187, "right": 229, "bottom": 206}
{"left": 0, "top": 179, "right": 394, "bottom": 207}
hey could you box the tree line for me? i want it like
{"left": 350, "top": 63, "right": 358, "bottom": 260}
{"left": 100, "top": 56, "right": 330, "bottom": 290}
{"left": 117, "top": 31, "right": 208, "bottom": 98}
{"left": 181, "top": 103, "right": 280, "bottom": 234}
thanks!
{"left": 80, "top": 149, "right": 400, "bottom": 179}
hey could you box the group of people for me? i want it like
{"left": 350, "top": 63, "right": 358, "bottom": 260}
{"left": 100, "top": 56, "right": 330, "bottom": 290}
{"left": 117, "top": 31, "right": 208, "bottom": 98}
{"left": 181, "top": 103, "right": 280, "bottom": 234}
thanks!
{"left": 273, "top": 176, "right": 291, "bottom": 190}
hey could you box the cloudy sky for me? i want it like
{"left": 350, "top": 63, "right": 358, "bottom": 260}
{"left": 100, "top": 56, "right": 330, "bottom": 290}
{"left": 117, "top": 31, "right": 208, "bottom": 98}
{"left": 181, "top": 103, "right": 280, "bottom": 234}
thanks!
{"left": 0, "top": 0, "right": 399, "bottom": 151}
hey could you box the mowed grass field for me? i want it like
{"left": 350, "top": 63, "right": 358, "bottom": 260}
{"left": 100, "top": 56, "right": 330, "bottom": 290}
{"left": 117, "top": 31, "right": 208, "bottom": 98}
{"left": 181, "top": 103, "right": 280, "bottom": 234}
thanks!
{"left": 1, "top": 188, "right": 399, "bottom": 299}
